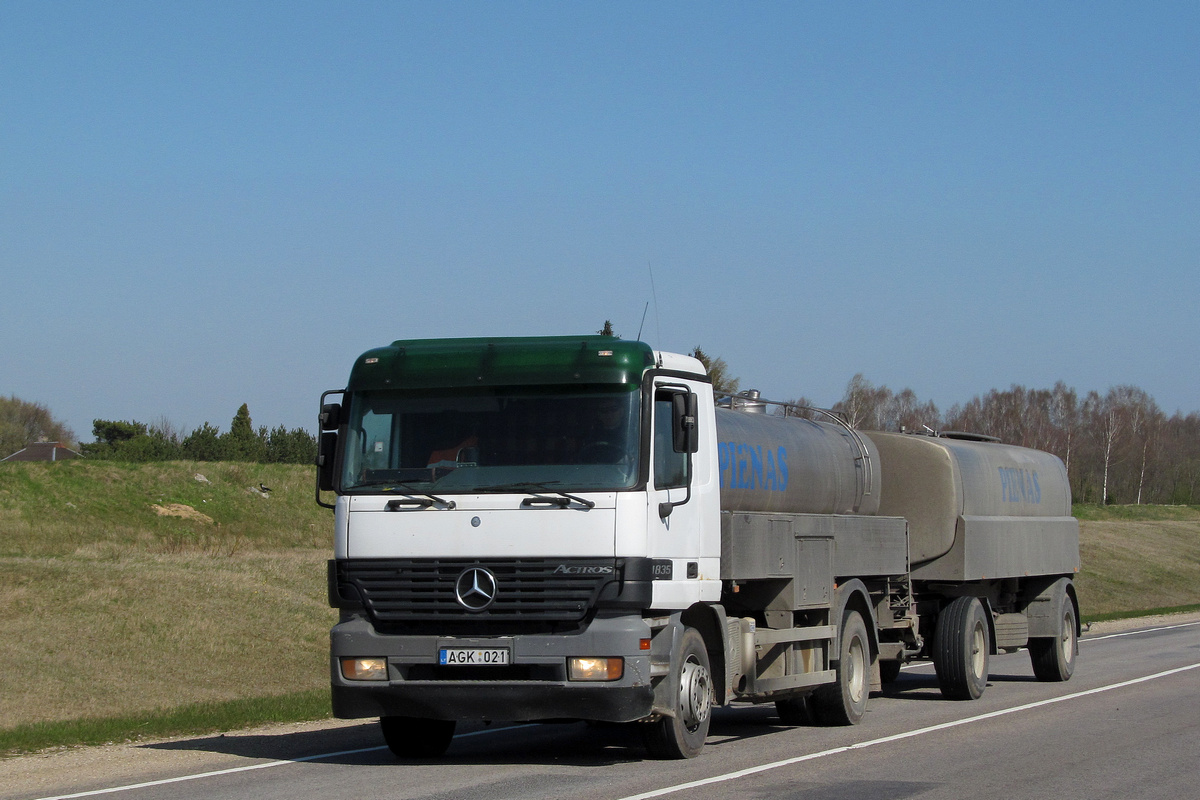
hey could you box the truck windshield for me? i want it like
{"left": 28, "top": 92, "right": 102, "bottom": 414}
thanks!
{"left": 340, "top": 386, "right": 641, "bottom": 493}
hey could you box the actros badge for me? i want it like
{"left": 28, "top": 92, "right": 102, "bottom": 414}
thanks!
{"left": 455, "top": 567, "right": 498, "bottom": 612}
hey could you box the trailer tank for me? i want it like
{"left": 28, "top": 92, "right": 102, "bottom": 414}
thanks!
{"left": 710, "top": 404, "right": 1077, "bottom": 584}
{"left": 865, "top": 431, "right": 1079, "bottom": 581}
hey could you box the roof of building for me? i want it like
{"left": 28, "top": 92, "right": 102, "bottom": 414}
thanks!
{"left": 1, "top": 441, "right": 83, "bottom": 462}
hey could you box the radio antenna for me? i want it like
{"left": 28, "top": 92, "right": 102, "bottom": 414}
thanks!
{"left": 636, "top": 301, "right": 649, "bottom": 341}
{"left": 648, "top": 262, "right": 662, "bottom": 348}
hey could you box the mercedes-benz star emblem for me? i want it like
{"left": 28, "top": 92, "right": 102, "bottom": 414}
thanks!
{"left": 455, "top": 567, "right": 498, "bottom": 612}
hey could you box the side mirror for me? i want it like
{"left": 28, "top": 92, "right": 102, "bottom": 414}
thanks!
{"left": 672, "top": 392, "right": 699, "bottom": 454}
{"left": 317, "top": 431, "right": 339, "bottom": 492}
{"left": 319, "top": 403, "right": 342, "bottom": 431}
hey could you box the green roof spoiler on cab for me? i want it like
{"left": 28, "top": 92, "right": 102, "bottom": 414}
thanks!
{"left": 346, "top": 336, "right": 657, "bottom": 391}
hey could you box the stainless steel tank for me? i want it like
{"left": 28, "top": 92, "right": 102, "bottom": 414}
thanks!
{"left": 865, "top": 431, "right": 1077, "bottom": 578}
{"left": 714, "top": 407, "right": 881, "bottom": 516}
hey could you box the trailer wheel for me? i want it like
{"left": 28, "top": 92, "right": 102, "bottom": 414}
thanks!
{"left": 380, "top": 716, "right": 456, "bottom": 759}
{"left": 812, "top": 610, "right": 870, "bottom": 725}
{"left": 643, "top": 627, "right": 713, "bottom": 759}
{"left": 1029, "top": 591, "right": 1077, "bottom": 682}
{"left": 933, "top": 596, "right": 990, "bottom": 700}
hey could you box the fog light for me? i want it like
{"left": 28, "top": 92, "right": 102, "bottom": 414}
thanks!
{"left": 568, "top": 657, "right": 624, "bottom": 681}
{"left": 341, "top": 657, "right": 388, "bottom": 681}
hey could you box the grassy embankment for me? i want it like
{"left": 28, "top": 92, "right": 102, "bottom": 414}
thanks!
{"left": 1, "top": 459, "right": 1198, "bottom": 755}
{"left": 0, "top": 460, "right": 332, "bottom": 755}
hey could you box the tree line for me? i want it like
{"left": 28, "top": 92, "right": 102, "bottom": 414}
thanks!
{"left": 0, "top": 396, "right": 316, "bottom": 465}
{"left": 811, "top": 375, "right": 1200, "bottom": 507}
{"left": 0, "top": 395, "right": 76, "bottom": 458}
{"left": 82, "top": 404, "right": 317, "bottom": 465}
{"left": 7, "top": 354, "right": 1199, "bottom": 504}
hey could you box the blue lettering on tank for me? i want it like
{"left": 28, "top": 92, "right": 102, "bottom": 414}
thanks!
{"left": 750, "top": 445, "right": 764, "bottom": 489}
{"left": 719, "top": 441, "right": 788, "bottom": 492}
{"left": 999, "top": 467, "right": 1041, "bottom": 504}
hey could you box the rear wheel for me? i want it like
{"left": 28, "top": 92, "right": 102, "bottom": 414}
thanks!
{"left": 1030, "top": 590, "right": 1077, "bottom": 682}
{"left": 933, "top": 596, "right": 990, "bottom": 700}
{"left": 380, "top": 716, "right": 456, "bottom": 759}
{"left": 643, "top": 627, "right": 713, "bottom": 759}
{"left": 812, "top": 610, "right": 870, "bottom": 725}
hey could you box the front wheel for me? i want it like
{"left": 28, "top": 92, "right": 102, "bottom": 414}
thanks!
{"left": 933, "top": 596, "right": 990, "bottom": 700}
{"left": 1030, "top": 590, "right": 1077, "bottom": 682}
{"left": 812, "top": 610, "right": 871, "bottom": 725}
{"left": 380, "top": 716, "right": 456, "bottom": 759}
{"left": 643, "top": 627, "right": 713, "bottom": 759}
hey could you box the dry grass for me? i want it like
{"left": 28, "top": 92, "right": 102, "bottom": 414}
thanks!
{"left": 0, "top": 549, "right": 333, "bottom": 729}
{"left": 1076, "top": 514, "right": 1200, "bottom": 615}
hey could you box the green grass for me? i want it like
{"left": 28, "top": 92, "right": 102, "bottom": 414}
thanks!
{"left": 0, "top": 460, "right": 328, "bottom": 558}
{"left": 1082, "top": 603, "right": 1200, "bottom": 624}
{"left": 1073, "top": 503, "right": 1200, "bottom": 522}
{"left": 1, "top": 461, "right": 1198, "bottom": 757}
{"left": 0, "top": 689, "right": 331, "bottom": 755}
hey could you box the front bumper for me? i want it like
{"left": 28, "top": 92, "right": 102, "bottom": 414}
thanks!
{"left": 330, "top": 613, "right": 659, "bottom": 723}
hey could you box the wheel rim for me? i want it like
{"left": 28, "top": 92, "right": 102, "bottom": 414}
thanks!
{"left": 970, "top": 620, "right": 987, "bottom": 679}
{"left": 1061, "top": 609, "right": 1076, "bottom": 662}
{"left": 846, "top": 635, "right": 867, "bottom": 705}
{"left": 679, "top": 655, "right": 712, "bottom": 732}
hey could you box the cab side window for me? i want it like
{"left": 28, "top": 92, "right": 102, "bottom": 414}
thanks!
{"left": 654, "top": 393, "right": 688, "bottom": 489}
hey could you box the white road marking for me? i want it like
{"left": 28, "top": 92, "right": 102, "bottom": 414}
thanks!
{"left": 613, "top": 662, "right": 1200, "bottom": 800}
{"left": 1084, "top": 619, "right": 1200, "bottom": 642}
{"left": 30, "top": 725, "right": 537, "bottom": 800}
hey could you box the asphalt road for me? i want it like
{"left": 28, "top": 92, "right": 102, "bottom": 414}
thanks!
{"left": 5, "top": 618, "right": 1198, "bottom": 800}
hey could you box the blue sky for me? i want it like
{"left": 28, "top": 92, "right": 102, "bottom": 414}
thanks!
{"left": 3, "top": 2, "right": 1198, "bottom": 441}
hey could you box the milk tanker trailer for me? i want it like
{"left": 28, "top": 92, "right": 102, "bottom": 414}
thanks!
{"left": 319, "top": 336, "right": 1080, "bottom": 759}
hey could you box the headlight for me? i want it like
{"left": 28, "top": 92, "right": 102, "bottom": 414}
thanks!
{"left": 341, "top": 657, "right": 388, "bottom": 681}
{"left": 568, "top": 657, "right": 624, "bottom": 681}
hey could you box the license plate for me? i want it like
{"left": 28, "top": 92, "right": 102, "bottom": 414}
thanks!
{"left": 439, "top": 648, "right": 510, "bottom": 666}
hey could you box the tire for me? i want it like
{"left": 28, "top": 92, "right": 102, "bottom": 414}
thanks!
{"left": 380, "top": 716, "right": 456, "bottom": 759}
{"left": 775, "top": 694, "right": 815, "bottom": 726}
{"left": 1030, "top": 590, "right": 1077, "bottom": 682}
{"left": 643, "top": 627, "right": 713, "bottom": 759}
{"left": 812, "top": 610, "right": 870, "bottom": 725}
{"left": 933, "top": 596, "right": 990, "bottom": 700}
{"left": 879, "top": 659, "right": 902, "bottom": 685}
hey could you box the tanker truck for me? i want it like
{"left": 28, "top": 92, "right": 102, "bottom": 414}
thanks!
{"left": 318, "top": 336, "right": 1080, "bottom": 759}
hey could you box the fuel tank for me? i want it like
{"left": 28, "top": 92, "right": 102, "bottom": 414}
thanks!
{"left": 714, "top": 407, "right": 881, "bottom": 516}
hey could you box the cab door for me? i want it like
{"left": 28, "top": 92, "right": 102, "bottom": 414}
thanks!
{"left": 647, "top": 384, "right": 702, "bottom": 598}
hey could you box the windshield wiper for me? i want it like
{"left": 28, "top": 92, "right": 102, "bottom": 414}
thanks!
{"left": 486, "top": 482, "right": 596, "bottom": 509}
{"left": 377, "top": 482, "right": 457, "bottom": 510}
